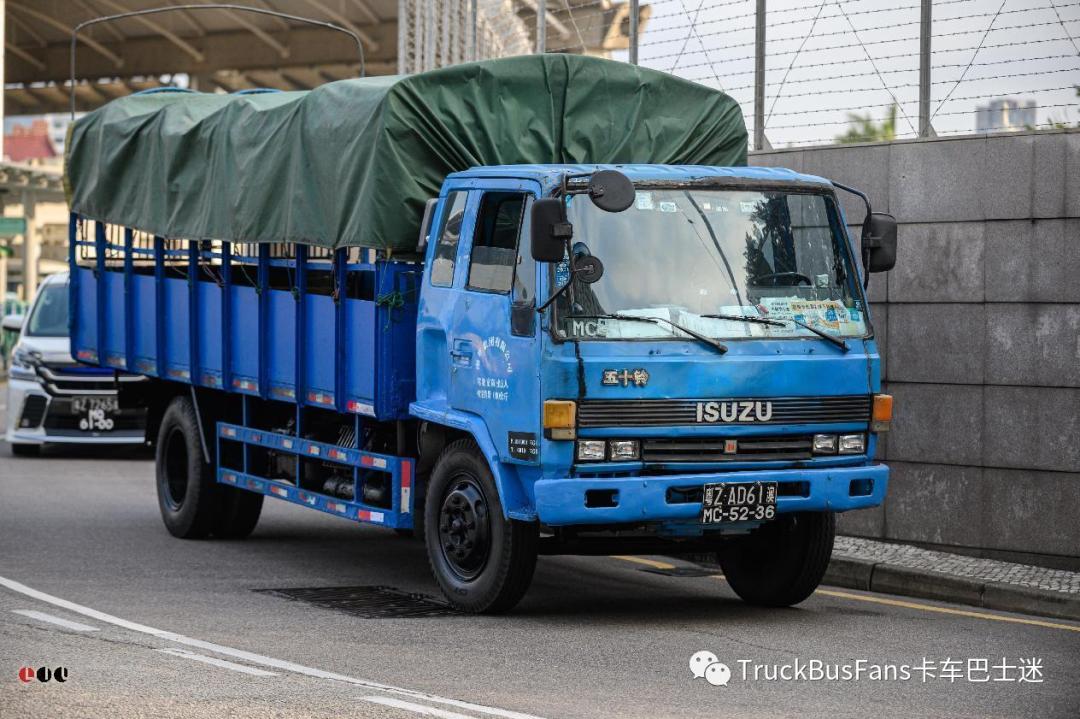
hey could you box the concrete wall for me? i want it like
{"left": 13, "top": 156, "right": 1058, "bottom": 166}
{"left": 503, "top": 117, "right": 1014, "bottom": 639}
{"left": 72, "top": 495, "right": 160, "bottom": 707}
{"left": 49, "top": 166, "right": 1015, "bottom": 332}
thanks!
{"left": 751, "top": 129, "right": 1080, "bottom": 566}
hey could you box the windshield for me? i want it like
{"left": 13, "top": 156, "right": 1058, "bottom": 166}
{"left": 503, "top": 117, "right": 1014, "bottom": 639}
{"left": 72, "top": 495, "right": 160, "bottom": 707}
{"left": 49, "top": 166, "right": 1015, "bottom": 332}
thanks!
{"left": 553, "top": 188, "right": 869, "bottom": 342}
{"left": 25, "top": 281, "right": 69, "bottom": 337}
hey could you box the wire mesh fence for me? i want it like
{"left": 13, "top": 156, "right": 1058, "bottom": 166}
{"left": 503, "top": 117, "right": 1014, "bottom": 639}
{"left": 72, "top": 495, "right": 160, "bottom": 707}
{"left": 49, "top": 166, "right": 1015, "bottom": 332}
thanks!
{"left": 401, "top": 0, "right": 1080, "bottom": 148}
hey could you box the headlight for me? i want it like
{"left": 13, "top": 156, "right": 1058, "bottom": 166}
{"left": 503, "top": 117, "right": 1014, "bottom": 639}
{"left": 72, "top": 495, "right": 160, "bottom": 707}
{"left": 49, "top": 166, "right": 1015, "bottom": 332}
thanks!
{"left": 812, "top": 434, "right": 838, "bottom": 454}
{"left": 608, "top": 440, "right": 640, "bottom": 461}
{"left": 11, "top": 346, "right": 41, "bottom": 372}
{"left": 576, "top": 440, "right": 606, "bottom": 461}
{"left": 838, "top": 434, "right": 866, "bottom": 454}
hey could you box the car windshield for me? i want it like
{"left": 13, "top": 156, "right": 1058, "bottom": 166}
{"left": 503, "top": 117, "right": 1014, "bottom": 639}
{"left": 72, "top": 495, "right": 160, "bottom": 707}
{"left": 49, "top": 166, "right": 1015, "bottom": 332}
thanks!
{"left": 552, "top": 187, "right": 869, "bottom": 342}
{"left": 25, "top": 282, "right": 68, "bottom": 337}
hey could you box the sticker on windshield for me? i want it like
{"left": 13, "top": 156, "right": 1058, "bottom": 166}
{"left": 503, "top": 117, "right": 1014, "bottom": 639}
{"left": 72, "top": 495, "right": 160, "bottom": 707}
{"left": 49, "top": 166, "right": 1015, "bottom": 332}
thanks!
{"left": 635, "top": 192, "right": 655, "bottom": 211}
{"left": 759, "top": 297, "right": 865, "bottom": 335}
{"left": 815, "top": 273, "right": 830, "bottom": 288}
{"left": 739, "top": 201, "right": 758, "bottom": 214}
{"left": 659, "top": 201, "right": 678, "bottom": 213}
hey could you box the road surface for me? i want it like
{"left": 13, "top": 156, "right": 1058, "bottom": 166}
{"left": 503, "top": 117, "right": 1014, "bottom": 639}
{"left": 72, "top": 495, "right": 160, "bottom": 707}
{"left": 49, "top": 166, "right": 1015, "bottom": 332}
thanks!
{"left": 2, "top": 421, "right": 1078, "bottom": 718}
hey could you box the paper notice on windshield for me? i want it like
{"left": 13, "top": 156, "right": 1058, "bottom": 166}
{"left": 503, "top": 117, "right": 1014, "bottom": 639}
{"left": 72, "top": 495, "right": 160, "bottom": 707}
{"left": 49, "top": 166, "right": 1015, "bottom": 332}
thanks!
{"left": 758, "top": 297, "right": 865, "bottom": 335}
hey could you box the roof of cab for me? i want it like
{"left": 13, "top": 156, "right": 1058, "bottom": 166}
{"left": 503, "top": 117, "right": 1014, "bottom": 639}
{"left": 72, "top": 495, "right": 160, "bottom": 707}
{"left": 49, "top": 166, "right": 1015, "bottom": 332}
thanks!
{"left": 447, "top": 164, "right": 833, "bottom": 189}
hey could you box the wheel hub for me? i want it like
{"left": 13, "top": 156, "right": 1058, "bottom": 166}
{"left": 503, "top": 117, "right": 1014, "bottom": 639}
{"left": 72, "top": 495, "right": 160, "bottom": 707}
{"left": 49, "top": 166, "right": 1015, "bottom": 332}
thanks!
{"left": 438, "top": 477, "right": 490, "bottom": 581}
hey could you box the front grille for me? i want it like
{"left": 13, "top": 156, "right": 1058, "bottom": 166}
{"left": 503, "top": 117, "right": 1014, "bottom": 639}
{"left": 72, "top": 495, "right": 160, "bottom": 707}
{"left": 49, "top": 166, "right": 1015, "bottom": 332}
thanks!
{"left": 578, "top": 395, "right": 871, "bottom": 428}
{"left": 643, "top": 435, "right": 814, "bottom": 463}
{"left": 18, "top": 395, "right": 48, "bottom": 428}
{"left": 37, "top": 364, "right": 144, "bottom": 396}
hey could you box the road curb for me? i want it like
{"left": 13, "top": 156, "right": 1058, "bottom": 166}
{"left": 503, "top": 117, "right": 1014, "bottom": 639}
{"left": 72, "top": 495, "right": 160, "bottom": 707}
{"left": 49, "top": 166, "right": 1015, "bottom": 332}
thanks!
{"left": 824, "top": 557, "right": 1080, "bottom": 622}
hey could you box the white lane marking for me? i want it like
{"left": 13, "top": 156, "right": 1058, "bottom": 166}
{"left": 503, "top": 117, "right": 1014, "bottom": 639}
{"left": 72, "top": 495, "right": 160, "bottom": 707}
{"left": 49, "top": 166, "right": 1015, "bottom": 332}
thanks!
{"left": 0, "top": 575, "right": 544, "bottom": 719}
{"left": 157, "top": 648, "right": 278, "bottom": 677}
{"left": 13, "top": 609, "right": 99, "bottom": 632}
{"left": 362, "top": 696, "right": 481, "bottom": 719}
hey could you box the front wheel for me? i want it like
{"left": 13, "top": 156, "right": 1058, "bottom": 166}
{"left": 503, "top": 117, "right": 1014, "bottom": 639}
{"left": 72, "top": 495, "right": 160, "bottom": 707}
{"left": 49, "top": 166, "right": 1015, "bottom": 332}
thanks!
{"left": 718, "top": 511, "right": 835, "bottom": 607}
{"left": 424, "top": 439, "right": 538, "bottom": 613}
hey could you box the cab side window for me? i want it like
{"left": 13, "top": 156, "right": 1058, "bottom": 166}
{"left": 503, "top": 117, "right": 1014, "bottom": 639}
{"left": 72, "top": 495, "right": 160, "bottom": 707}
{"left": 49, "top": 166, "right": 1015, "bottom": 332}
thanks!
{"left": 430, "top": 191, "right": 468, "bottom": 288}
{"left": 467, "top": 192, "right": 526, "bottom": 294}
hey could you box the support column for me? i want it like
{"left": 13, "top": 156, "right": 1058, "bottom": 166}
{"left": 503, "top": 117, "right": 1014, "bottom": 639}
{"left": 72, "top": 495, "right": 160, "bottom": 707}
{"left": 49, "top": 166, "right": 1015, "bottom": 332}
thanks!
{"left": 918, "top": 0, "right": 933, "bottom": 137}
{"left": 753, "top": 0, "right": 766, "bottom": 151}
{"left": 536, "top": 0, "right": 546, "bottom": 53}
{"left": 628, "top": 0, "right": 639, "bottom": 64}
{"left": 21, "top": 192, "right": 38, "bottom": 301}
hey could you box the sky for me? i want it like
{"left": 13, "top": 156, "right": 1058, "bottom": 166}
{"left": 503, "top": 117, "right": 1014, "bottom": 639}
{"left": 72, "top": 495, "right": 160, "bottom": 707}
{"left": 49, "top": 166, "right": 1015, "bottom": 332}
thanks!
{"left": 596, "top": 0, "right": 1080, "bottom": 146}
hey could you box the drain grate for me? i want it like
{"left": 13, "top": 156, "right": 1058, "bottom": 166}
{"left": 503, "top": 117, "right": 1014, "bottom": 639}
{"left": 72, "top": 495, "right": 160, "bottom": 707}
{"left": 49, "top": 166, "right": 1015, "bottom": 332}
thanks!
{"left": 256, "top": 585, "right": 458, "bottom": 619}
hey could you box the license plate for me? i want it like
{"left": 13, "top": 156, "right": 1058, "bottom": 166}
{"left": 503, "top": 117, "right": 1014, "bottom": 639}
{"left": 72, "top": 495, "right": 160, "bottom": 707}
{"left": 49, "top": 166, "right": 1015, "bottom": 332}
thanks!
{"left": 71, "top": 396, "right": 119, "bottom": 414}
{"left": 701, "top": 481, "right": 778, "bottom": 524}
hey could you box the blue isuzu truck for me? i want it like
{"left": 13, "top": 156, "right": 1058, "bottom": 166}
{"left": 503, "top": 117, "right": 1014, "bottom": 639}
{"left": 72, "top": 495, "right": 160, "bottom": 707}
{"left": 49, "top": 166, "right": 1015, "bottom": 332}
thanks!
{"left": 65, "top": 55, "right": 895, "bottom": 613}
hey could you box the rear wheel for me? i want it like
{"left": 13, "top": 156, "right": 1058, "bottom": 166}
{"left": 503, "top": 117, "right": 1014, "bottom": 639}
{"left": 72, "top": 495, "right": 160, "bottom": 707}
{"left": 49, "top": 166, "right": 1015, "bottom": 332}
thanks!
{"left": 424, "top": 439, "right": 538, "bottom": 613}
{"left": 11, "top": 443, "right": 41, "bottom": 457}
{"left": 718, "top": 511, "right": 835, "bottom": 607}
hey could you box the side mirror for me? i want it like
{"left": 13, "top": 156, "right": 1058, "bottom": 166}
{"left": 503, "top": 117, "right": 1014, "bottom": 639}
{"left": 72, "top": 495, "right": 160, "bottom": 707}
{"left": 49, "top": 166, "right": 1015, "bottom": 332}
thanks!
{"left": 588, "top": 170, "right": 635, "bottom": 213}
{"left": 863, "top": 212, "right": 897, "bottom": 273}
{"left": 531, "top": 198, "right": 572, "bottom": 262}
{"left": 1, "top": 314, "right": 24, "bottom": 333}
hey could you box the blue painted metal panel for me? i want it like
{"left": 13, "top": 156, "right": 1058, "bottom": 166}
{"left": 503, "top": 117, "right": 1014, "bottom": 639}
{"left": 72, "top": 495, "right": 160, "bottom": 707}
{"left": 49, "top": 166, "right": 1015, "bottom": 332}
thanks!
{"left": 228, "top": 285, "right": 259, "bottom": 392}
{"left": 163, "top": 277, "right": 190, "bottom": 381}
{"left": 266, "top": 288, "right": 296, "bottom": 400}
{"left": 132, "top": 274, "right": 158, "bottom": 374}
{"left": 343, "top": 298, "right": 377, "bottom": 414}
{"left": 196, "top": 280, "right": 223, "bottom": 386}
{"left": 73, "top": 266, "right": 98, "bottom": 363}
{"left": 102, "top": 271, "right": 126, "bottom": 368}
{"left": 304, "top": 294, "right": 336, "bottom": 402}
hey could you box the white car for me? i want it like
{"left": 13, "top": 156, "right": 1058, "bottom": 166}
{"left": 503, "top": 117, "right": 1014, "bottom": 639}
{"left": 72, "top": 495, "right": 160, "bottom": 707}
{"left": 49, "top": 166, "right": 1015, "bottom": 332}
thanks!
{"left": 3, "top": 272, "right": 147, "bottom": 456}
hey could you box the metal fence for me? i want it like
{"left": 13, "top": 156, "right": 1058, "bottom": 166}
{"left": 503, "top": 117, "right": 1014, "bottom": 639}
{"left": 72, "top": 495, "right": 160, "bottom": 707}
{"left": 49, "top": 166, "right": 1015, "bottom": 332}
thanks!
{"left": 401, "top": 0, "right": 1080, "bottom": 148}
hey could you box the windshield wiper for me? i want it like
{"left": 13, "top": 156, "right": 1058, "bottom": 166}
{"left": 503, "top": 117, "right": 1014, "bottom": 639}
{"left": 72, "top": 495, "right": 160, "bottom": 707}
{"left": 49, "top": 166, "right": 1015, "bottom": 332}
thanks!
{"left": 701, "top": 313, "right": 849, "bottom": 352}
{"left": 569, "top": 313, "right": 728, "bottom": 355}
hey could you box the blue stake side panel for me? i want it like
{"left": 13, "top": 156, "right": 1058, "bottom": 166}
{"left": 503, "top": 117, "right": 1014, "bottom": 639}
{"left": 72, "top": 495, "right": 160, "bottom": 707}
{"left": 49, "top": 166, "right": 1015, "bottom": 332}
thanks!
{"left": 69, "top": 215, "right": 420, "bottom": 420}
{"left": 216, "top": 422, "right": 415, "bottom": 530}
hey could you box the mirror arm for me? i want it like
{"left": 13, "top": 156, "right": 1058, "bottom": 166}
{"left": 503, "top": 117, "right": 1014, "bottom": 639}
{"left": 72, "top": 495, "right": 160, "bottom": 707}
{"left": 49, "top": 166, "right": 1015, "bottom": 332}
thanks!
{"left": 832, "top": 181, "right": 875, "bottom": 289}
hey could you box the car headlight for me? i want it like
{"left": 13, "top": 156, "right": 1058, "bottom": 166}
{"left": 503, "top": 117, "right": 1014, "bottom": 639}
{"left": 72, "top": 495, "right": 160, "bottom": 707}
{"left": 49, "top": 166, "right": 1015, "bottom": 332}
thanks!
{"left": 812, "top": 434, "right": 838, "bottom": 454}
{"left": 11, "top": 346, "right": 41, "bottom": 374}
{"left": 838, "top": 434, "right": 866, "bottom": 454}
{"left": 576, "top": 440, "right": 606, "bottom": 462}
{"left": 608, "top": 440, "right": 640, "bottom": 461}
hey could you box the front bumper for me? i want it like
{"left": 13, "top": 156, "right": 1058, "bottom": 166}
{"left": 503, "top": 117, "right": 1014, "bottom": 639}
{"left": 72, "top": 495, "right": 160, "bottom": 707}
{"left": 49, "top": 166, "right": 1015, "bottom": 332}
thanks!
{"left": 533, "top": 463, "right": 888, "bottom": 526}
{"left": 5, "top": 376, "right": 146, "bottom": 446}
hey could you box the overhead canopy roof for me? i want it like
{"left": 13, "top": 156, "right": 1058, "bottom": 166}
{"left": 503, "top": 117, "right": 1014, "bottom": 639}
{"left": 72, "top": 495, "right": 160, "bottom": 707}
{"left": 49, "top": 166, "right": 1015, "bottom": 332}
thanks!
{"left": 65, "top": 54, "right": 747, "bottom": 251}
{"left": 5, "top": 0, "right": 648, "bottom": 115}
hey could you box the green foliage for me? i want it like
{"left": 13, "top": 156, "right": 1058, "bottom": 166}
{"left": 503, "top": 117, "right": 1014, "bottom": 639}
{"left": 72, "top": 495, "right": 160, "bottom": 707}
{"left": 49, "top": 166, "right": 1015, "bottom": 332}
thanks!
{"left": 836, "top": 104, "right": 897, "bottom": 144}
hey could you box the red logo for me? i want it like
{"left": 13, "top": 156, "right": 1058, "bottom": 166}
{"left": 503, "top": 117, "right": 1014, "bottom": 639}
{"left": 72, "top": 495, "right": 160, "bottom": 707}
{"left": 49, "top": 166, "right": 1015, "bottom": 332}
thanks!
{"left": 18, "top": 666, "right": 68, "bottom": 683}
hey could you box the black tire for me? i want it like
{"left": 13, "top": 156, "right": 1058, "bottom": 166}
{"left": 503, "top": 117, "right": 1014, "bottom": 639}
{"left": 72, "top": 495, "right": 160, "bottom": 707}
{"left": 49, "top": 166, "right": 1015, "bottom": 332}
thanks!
{"left": 155, "top": 396, "right": 217, "bottom": 539}
{"left": 424, "top": 439, "right": 538, "bottom": 614}
{"left": 718, "top": 511, "right": 835, "bottom": 607}
{"left": 11, "top": 443, "right": 41, "bottom": 457}
{"left": 212, "top": 487, "right": 263, "bottom": 539}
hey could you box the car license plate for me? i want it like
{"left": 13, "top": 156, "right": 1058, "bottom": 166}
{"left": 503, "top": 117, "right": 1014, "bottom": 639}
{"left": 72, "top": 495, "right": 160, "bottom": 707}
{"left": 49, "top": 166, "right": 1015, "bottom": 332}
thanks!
{"left": 71, "top": 396, "right": 119, "bottom": 414}
{"left": 701, "top": 481, "right": 777, "bottom": 524}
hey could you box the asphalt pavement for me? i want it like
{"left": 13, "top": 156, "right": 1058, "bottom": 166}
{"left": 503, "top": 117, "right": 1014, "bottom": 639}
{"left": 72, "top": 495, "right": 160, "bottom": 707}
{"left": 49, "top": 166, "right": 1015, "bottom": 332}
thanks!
{"left": 2, "top": 418, "right": 1079, "bottom": 718}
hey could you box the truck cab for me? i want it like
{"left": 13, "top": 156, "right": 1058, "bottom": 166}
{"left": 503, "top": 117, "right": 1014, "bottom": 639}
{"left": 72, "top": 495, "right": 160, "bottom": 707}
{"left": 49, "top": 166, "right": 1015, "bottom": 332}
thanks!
{"left": 412, "top": 164, "right": 894, "bottom": 608}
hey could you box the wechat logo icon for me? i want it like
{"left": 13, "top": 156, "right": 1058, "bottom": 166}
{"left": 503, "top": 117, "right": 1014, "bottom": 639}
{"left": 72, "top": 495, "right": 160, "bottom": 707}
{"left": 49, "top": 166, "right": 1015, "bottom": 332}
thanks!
{"left": 690, "top": 651, "right": 732, "bottom": 687}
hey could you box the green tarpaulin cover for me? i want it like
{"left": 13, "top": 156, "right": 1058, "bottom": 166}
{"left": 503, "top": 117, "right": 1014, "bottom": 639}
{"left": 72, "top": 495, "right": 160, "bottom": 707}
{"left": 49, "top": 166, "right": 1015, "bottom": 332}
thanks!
{"left": 65, "top": 54, "right": 747, "bottom": 251}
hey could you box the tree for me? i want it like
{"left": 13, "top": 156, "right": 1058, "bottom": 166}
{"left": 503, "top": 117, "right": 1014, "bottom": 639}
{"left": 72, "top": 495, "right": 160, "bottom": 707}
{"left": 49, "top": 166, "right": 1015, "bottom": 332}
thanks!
{"left": 835, "top": 104, "right": 897, "bottom": 144}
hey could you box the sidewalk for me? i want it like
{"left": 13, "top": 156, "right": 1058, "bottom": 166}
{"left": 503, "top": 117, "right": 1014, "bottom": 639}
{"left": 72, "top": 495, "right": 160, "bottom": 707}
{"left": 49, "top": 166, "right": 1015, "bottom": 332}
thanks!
{"left": 827, "top": 537, "right": 1080, "bottom": 622}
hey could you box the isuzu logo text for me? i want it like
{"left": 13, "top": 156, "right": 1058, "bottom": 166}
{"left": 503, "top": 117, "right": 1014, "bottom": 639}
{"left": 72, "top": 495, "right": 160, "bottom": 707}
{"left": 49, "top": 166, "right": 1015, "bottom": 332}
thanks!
{"left": 696, "top": 400, "right": 774, "bottom": 423}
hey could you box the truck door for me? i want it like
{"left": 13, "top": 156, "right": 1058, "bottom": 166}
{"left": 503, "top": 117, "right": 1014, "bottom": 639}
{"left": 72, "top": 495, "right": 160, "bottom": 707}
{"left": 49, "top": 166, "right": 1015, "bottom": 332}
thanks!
{"left": 448, "top": 185, "right": 542, "bottom": 466}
